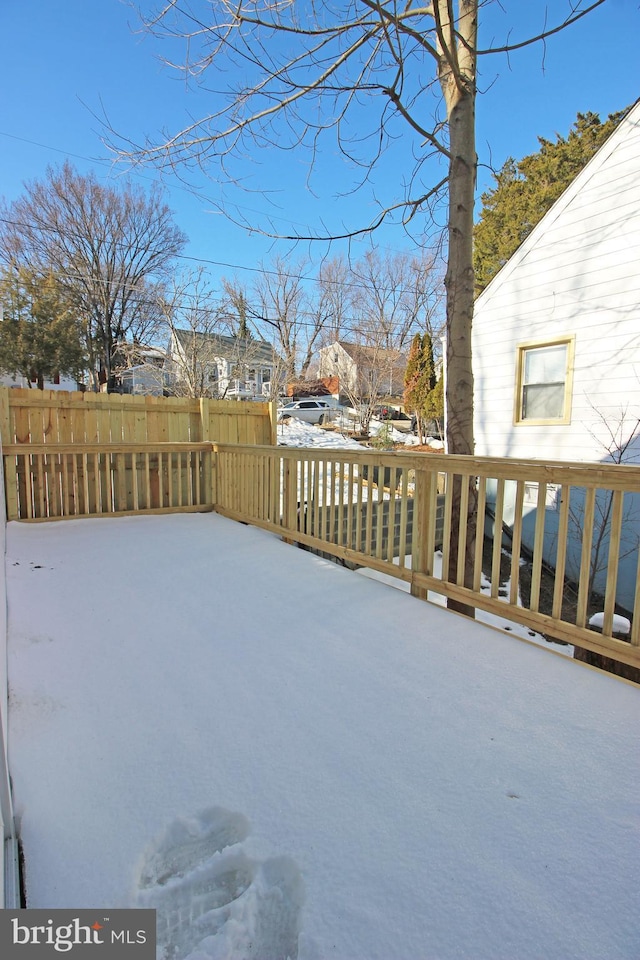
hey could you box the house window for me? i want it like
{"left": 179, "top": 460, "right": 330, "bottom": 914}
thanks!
{"left": 523, "top": 481, "right": 560, "bottom": 511}
{"left": 516, "top": 338, "right": 574, "bottom": 424}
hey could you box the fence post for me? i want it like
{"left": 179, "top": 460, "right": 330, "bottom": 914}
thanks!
{"left": 0, "top": 390, "right": 19, "bottom": 521}
{"left": 268, "top": 400, "right": 278, "bottom": 445}
{"left": 199, "top": 399, "right": 214, "bottom": 507}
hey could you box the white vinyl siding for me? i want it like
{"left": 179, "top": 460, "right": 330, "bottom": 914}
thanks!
{"left": 473, "top": 101, "right": 640, "bottom": 463}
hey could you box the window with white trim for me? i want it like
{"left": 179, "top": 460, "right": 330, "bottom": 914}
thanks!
{"left": 516, "top": 338, "right": 574, "bottom": 423}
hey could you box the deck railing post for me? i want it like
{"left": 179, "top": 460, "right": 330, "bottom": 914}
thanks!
{"left": 282, "top": 455, "right": 298, "bottom": 542}
{"left": 199, "top": 399, "right": 215, "bottom": 509}
{"left": 0, "top": 390, "right": 19, "bottom": 521}
{"left": 204, "top": 446, "right": 214, "bottom": 508}
{"left": 411, "top": 461, "right": 437, "bottom": 601}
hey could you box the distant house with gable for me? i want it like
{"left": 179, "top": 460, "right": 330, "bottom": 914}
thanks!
{"left": 168, "top": 329, "right": 282, "bottom": 400}
{"left": 117, "top": 344, "right": 168, "bottom": 396}
{"left": 318, "top": 340, "right": 407, "bottom": 400}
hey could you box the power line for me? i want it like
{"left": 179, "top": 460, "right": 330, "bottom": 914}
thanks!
{"left": 0, "top": 260, "right": 440, "bottom": 339}
{"left": 0, "top": 215, "right": 444, "bottom": 301}
{"left": 0, "top": 128, "right": 445, "bottom": 268}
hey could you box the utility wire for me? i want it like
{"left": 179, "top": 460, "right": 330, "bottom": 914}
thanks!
{"left": 0, "top": 129, "right": 442, "bottom": 263}
{"left": 0, "top": 215, "right": 443, "bottom": 297}
{"left": 0, "top": 261, "right": 438, "bottom": 339}
{"left": 0, "top": 219, "right": 444, "bottom": 341}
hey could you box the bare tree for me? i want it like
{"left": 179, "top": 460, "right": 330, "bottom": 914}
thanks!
{"left": 251, "top": 258, "right": 306, "bottom": 382}
{"left": 0, "top": 161, "right": 187, "bottom": 390}
{"left": 222, "top": 279, "right": 251, "bottom": 339}
{"left": 117, "top": 0, "right": 607, "bottom": 610}
{"left": 315, "top": 256, "right": 356, "bottom": 347}
{"left": 341, "top": 340, "right": 407, "bottom": 437}
{"left": 350, "top": 248, "right": 444, "bottom": 350}
{"left": 160, "top": 269, "right": 283, "bottom": 399}
{"left": 568, "top": 403, "right": 640, "bottom": 603}
{"left": 225, "top": 258, "right": 327, "bottom": 383}
{"left": 160, "top": 270, "right": 227, "bottom": 398}
{"left": 315, "top": 249, "right": 442, "bottom": 434}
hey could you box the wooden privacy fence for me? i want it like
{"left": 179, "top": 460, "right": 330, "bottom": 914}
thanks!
{"left": 213, "top": 444, "right": 640, "bottom": 670}
{"left": 0, "top": 388, "right": 277, "bottom": 447}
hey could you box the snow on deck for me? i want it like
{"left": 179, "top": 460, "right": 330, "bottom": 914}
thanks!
{"left": 6, "top": 513, "right": 640, "bottom": 959}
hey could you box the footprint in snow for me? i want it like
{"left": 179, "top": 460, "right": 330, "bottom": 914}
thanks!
{"left": 132, "top": 806, "right": 304, "bottom": 960}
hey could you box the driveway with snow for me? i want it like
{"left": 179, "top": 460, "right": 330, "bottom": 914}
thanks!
{"left": 6, "top": 512, "right": 640, "bottom": 959}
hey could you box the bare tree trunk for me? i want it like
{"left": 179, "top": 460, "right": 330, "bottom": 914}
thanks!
{"left": 437, "top": 0, "right": 478, "bottom": 615}
{"left": 445, "top": 94, "right": 475, "bottom": 460}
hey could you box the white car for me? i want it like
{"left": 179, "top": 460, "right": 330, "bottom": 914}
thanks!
{"left": 278, "top": 399, "right": 334, "bottom": 424}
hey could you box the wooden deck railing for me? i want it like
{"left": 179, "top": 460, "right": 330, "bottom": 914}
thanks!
{"left": 213, "top": 444, "right": 640, "bottom": 670}
{"left": 2, "top": 443, "right": 213, "bottom": 519}
{"left": 3, "top": 435, "right": 639, "bottom": 669}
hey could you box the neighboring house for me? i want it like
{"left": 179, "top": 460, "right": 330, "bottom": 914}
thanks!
{"left": 119, "top": 365, "right": 166, "bottom": 397}
{"left": 318, "top": 340, "right": 407, "bottom": 399}
{"left": 118, "top": 345, "right": 168, "bottom": 396}
{"left": 169, "top": 330, "right": 282, "bottom": 399}
{"left": 0, "top": 372, "right": 80, "bottom": 391}
{"left": 472, "top": 99, "right": 640, "bottom": 610}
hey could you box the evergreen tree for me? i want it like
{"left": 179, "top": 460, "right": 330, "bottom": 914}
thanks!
{"left": 474, "top": 108, "right": 629, "bottom": 294}
{"left": 425, "top": 370, "right": 445, "bottom": 432}
{"left": 404, "top": 332, "right": 437, "bottom": 442}
{"left": 403, "top": 333, "right": 422, "bottom": 409}
{"left": 0, "top": 267, "right": 86, "bottom": 388}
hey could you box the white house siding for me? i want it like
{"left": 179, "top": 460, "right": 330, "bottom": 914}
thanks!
{"left": 0, "top": 374, "right": 79, "bottom": 391}
{"left": 472, "top": 102, "right": 640, "bottom": 610}
{"left": 318, "top": 342, "right": 357, "bottom": 393}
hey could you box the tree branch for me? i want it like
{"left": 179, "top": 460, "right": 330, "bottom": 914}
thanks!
{"left": 475, "top": 0, "right": 607, "bottom": 55}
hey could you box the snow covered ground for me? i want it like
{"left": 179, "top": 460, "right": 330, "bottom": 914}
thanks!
{"left": 276, "top": 416, "right": 444, "bottom": 450}
{"left": 277, "top": 417, "right": 367, "bottom": 449}
{"left": 358, "top": 554, "right": 574, "bottom": 657}
{"left": 6, "top": 512, "right": 640, "bottom": 960}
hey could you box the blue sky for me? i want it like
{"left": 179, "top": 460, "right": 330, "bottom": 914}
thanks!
{"left": 1, "top": 0, "right": 638, "bottom": 288}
